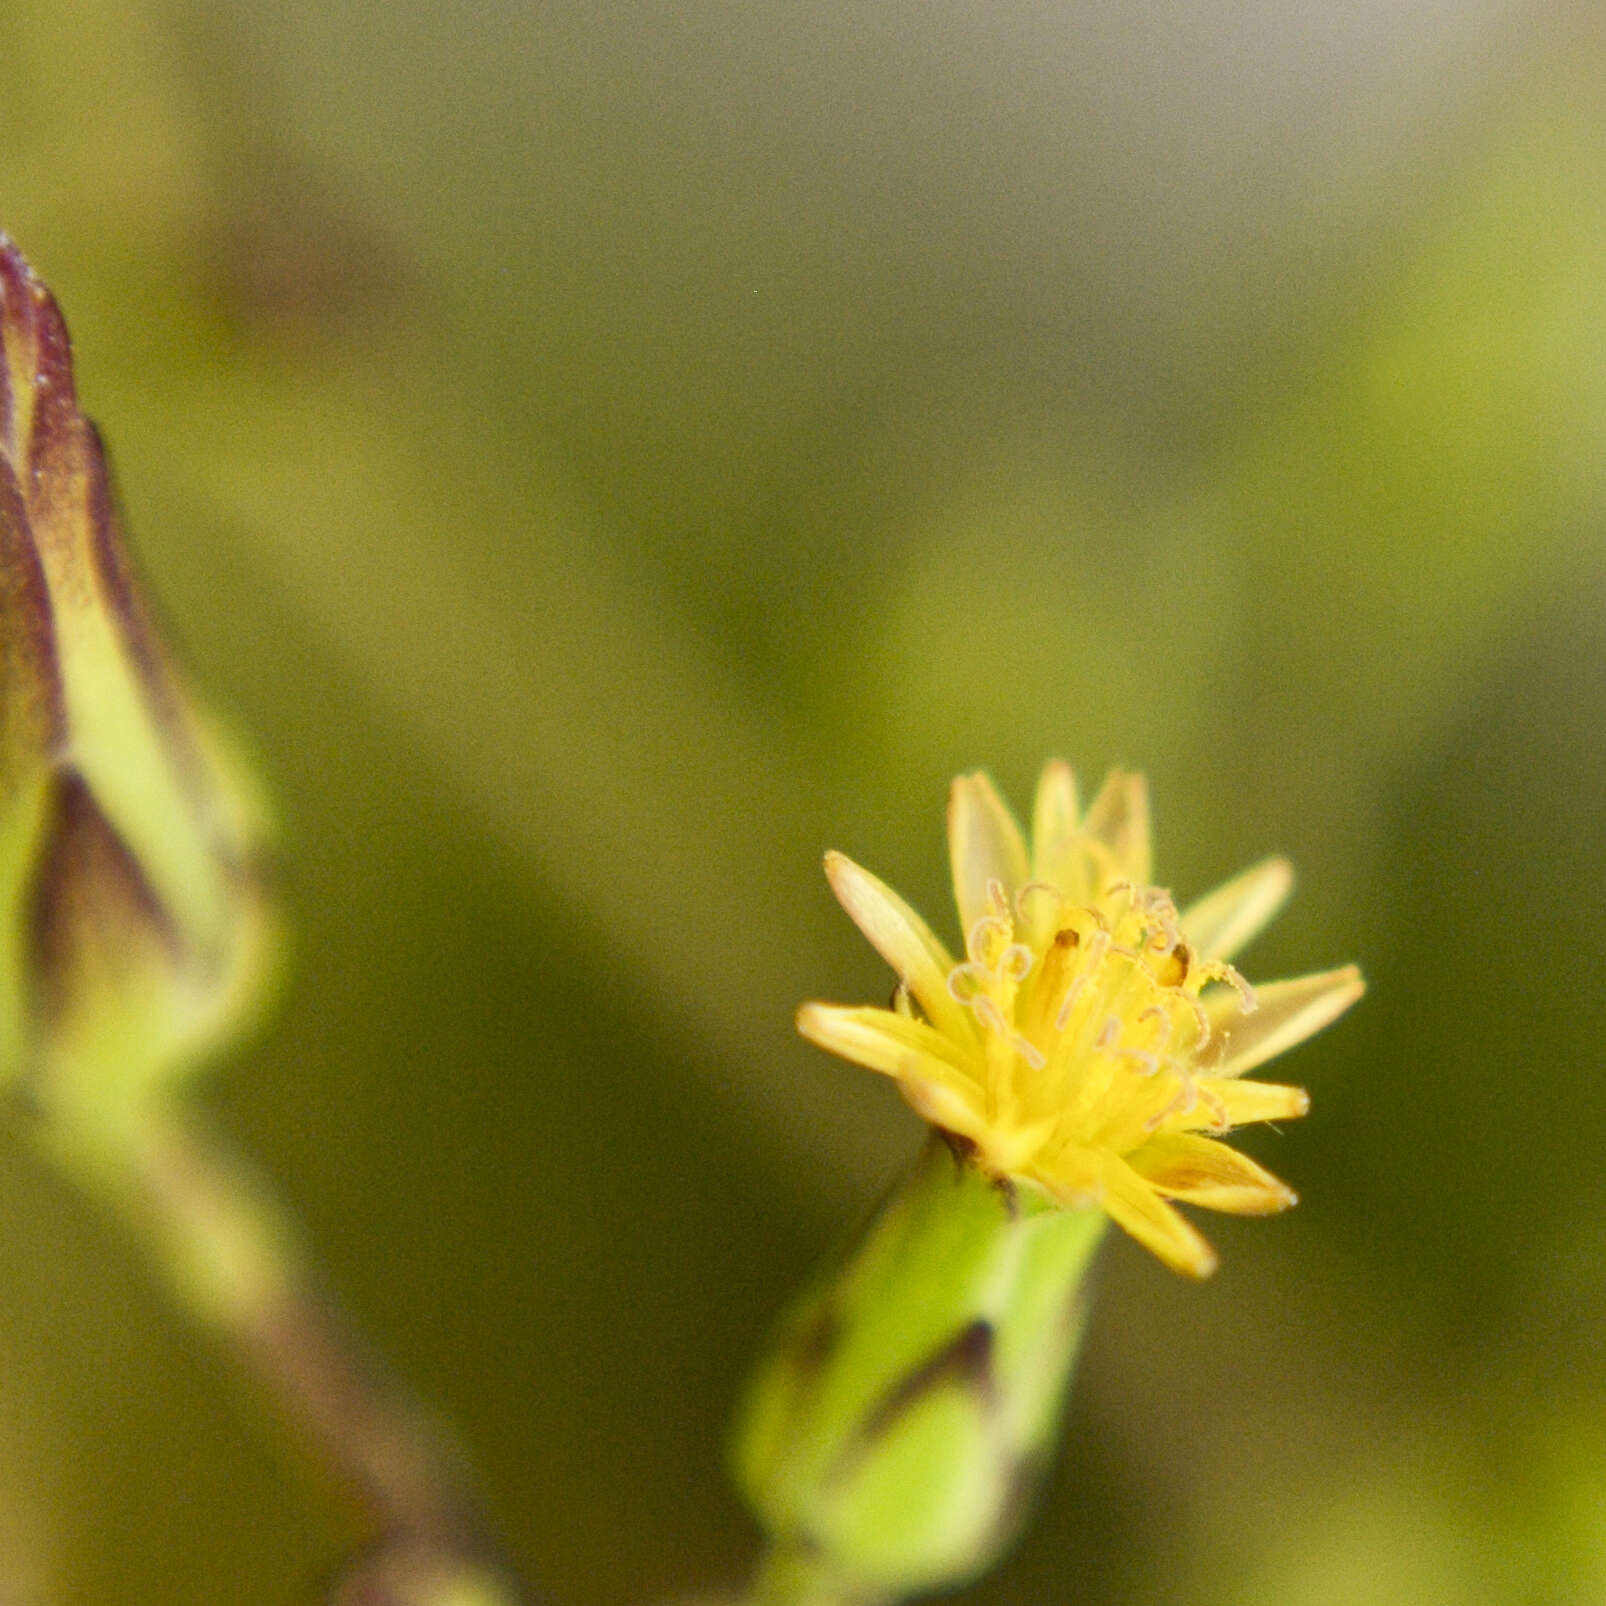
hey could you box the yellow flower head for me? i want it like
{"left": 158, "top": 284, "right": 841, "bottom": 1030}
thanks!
{"left": 797, "top": 764, "right": 1363, "bottom": 1277}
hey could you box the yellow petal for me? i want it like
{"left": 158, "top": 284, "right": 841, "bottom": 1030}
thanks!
{"left": 1030, "top": 760, "right": 1080, "bottom": 883}
{"left": 1208, "top": 965, "right": 1365, "bottom": 1078}
{"left": 1179, "top": 856, "right": 1293, "bottom": 963}
{"left": 1166, "top": 1077, "right": 1310, "bottom": 1132}
{"left": 823, "top": 852, "right": 973, "bottom": 1045}
{"left": 1080, "top": 770, "right": 1151, "bottom": 887}
{"left": 1043, "top": 1151, "right": 1217, "bottom": 1277}
{"left": 897, "top": 1076, "right": 992, "bottom": 1146}
{"left": 972, "top": 1112, "right": 1063, "bottom": 1174}
{"left": 796, "top": 1002, "right": 980, "bottom": 1100}
{"left": 1126, "top": 1133, "right": 1296, "bottom": 1214}
{"left": 947, "top": 773, "right": 1029, "bottom": 941}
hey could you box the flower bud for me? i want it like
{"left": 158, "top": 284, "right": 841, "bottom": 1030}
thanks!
{"left": 0, "top": 239, "right": 274, "bottom": 1120}
{"left": 732, "top": 1136, "right": 1104, "bottom": 1601}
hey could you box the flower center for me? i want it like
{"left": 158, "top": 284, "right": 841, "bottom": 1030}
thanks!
{"left": 945, "top": 878, "right": 1255, "bottom": 1158}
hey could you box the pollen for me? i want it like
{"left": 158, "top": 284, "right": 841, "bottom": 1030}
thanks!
{"left": 795, "top": 764, "right": 1362, "bottom": 1276}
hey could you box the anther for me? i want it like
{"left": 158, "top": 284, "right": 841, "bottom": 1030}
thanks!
{"left": 1154, "top": 940, "right": 1191, "bottom": 989}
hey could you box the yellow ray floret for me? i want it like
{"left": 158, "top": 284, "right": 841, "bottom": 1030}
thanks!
{"left": 797, "top": 763, "right": 1363, "bottom": 1277}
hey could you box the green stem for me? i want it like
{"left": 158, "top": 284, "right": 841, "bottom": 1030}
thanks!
{"left": 32, "top": 1102, "right": 539, "bottom": 1606}
{"left": 743, "top": 1547, "right": 891, "bottom": 1606}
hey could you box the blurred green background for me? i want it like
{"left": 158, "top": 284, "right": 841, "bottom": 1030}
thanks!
{"left": 2, "top": 1, "right": 1604, "bottom": 1602}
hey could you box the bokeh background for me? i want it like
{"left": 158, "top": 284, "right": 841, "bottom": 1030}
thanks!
{"left": 2, "top": 0, "right": 1605, "bottom": 1601}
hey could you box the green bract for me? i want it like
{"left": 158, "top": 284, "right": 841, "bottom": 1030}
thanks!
{"left": 734, "top": 1136, "right": 1104, "bottom": 1602}
{"left": 0, "top": 239, "right": 274, "bottom": 1126}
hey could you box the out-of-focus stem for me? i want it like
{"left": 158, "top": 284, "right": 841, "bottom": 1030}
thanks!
{"left": 36, "top": 1104, "right": 538, "bottom": 1606}
{"left": 741, "top": 1548, "right": 888, "bottom": 1606}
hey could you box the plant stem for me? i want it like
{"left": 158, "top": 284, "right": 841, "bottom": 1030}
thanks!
{"left": 36, "top": 1103, "right": 540, "bottom": 1606}
{"left": 742, "top": 1548, "right": 890, "bottom": 1606}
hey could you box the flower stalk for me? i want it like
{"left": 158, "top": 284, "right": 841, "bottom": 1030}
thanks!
{"left": 735, "top": 1134, "right": 1105, "bottom": 1603}
{"left": 39, "top": 1103, "right": 533, "bottom": 1606}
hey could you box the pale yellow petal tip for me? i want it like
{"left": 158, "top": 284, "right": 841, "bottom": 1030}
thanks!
{"left": 1327, "top": 963, "right": 1368, "bottom": 1021}
{"left": 822, "top": 849, "right": 860, "bottom": 911}
{"left": 1148, "top": 1227, "right": 1218, "bottom": 1279}
{"left": 1035, "top": 758, "right": 1077, "bottom": 809}
{"left": 794, "top": 1000, "right": 830, "bottom": 1043}
{"left": 1081, "top": 768, "right": 1153, "bottom": 883}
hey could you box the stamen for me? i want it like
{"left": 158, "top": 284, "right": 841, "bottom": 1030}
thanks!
{"left": 1054, "top": 976, "right": 1087, "bottom": 1031}
{"left": 1137, "top": 1004, "right": 1175, "bottom": 1051}
{"left": 947, "top": 962, "right": 987, "bottom": 1004}
{"left": 986, "top": 878, "right": 1011, "bottom": 917}
{"left": 966, "top": 914, "right": 1012, "bottom": 967}
{"left": 969, "top": 993, "right": 1044, "bottom": 1069}
{"left": 1221, "top": 964, "right": 1257, "bottom": 1012}
{"left": 1095, "top": 1017, "right": 1121, "bottom": 1050}
{"left": 999, "top": 943, "right": 1034, "bottom": 983}
{"left": 1154, "top": 939, "right": 1191, "bottom": 989}
{"left": 1146, "top": 1074, "right": 1200, "bottom": 1129}
{"left": 1196, "top": 1084, "right": 1229, "bottom": 1130}
{"left": 1015, "top": 881, "right": 1062, "bottom": 922}
{"left": 971, "top": 995, "right": 1007, "bottom": 1036}
{"left": 1013, "top": 1036, "right": 1047, "bottom": 1071}
{"left": 1157, "top": 903, "right": 1181, "bottom": 949}
{"left": 1111, "top": 1047, "right": 1161, "bottom": 1076}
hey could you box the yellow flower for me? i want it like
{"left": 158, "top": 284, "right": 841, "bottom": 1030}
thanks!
{"left": 797, "top": 764, "right": 1363, "bottom": 1277}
